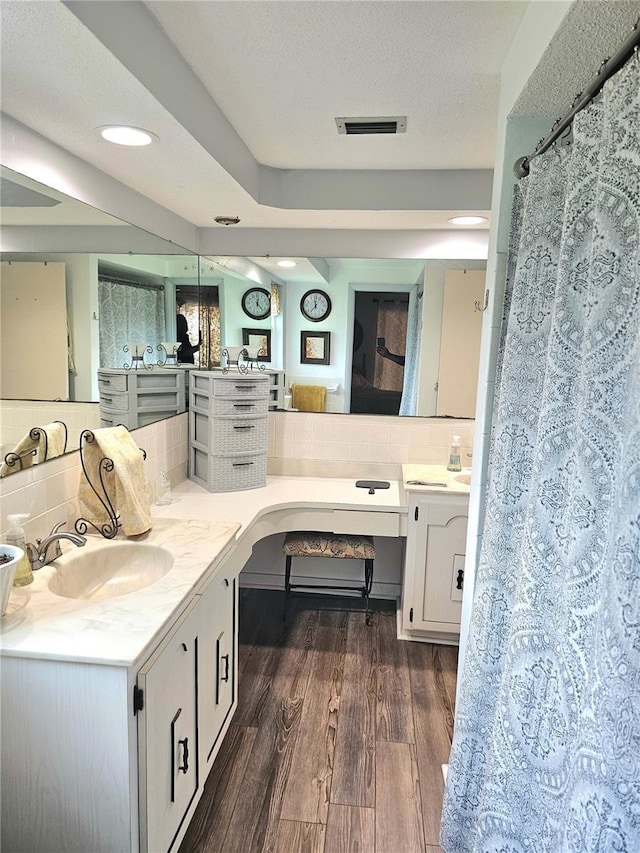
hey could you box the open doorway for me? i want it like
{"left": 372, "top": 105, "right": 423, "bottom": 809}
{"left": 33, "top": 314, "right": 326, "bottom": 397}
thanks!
{"left": 350, "top": 291, "right": 409, "bottom": 415}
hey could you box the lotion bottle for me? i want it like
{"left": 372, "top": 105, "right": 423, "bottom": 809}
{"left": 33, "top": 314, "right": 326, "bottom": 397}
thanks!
{"left": 6, "top": 513, "right": 33, "bottom": 587}
{"left": 447, "top": 435, "right": 462, "bottom": 472}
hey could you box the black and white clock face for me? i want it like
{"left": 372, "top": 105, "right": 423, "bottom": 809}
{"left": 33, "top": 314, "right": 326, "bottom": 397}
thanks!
{"left": 241, "top": 287, "right": 271, "bottom": 320}
{"left": 300, "top": 289, "right": 332, "bottom": 322}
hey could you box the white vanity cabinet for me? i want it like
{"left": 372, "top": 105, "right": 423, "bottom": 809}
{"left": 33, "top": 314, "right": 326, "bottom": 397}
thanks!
{"left": 400, "top": 492, "right": 468, "bottom": 644}
{"left": 196, "top": 556, "right": 238, "bottom": 772}
{"left": 0, "top": 550, "right": 240, "bottom": 853}
{"left": 137, "top": 599, "right": 199, "bottom": 853}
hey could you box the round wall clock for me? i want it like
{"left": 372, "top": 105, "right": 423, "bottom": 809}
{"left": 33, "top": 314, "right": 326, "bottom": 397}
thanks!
{"left": 241, "top": 287, "right": 271, "bottom": 320}
{"left": 300, "top": 289, "right": 332, "bottom": 322}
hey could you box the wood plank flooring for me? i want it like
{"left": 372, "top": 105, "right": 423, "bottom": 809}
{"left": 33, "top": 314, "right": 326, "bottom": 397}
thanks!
{"left": 180, "top": 590, "right": 457, "bottom": 853}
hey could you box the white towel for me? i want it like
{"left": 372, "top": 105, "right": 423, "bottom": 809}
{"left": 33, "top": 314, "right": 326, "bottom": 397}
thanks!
{"left": 0, "top": 431, "right": 38, "bottom": 477}
{"left": 77, "top": 426, "right": 152, "bottom": 537}
{"left": 35, "top": 422, "right": 66, "bottom": 463}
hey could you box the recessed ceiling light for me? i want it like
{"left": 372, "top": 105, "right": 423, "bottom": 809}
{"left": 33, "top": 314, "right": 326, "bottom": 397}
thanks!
{"left": 214, "top": 216, "right": 241, "bottom": 225}
{"left": 97, "top": 126, "right": 157, "bottom": 146}
{"left": 448, "top": 215, "right": 488, "bottom": 226}
{"left": 277, "top": 260, "right": 297, "bottom": 268}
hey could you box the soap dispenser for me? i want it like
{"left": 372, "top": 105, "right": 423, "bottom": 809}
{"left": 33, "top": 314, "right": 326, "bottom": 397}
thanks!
{"left": 6, "top": 513, "right": 33, "bottom": 587}
{"left": 447, "top": 435, "right": 462, "bottom": 472}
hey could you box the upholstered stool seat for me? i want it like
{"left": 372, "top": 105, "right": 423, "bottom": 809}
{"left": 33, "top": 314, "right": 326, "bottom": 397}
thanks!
{"left": 282, "top": 531, "right": 376, "bottom": 625}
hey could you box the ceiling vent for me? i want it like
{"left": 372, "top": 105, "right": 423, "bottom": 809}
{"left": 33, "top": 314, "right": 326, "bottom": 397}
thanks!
{"left": 335, "top": 116, "right": 406, "bottom": 135}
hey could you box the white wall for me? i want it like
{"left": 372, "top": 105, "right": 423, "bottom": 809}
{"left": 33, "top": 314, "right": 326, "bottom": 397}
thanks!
{"left": 457, "top": 0, "right": 573, "bottom": 677}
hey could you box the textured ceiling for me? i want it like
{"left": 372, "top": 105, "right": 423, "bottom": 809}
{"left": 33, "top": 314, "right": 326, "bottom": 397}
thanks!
{"left": 1, "top": 0, "right": 638, "bottom": 235}
{"left": 146, "top": 0, "right": 528, "bottom": 171}
{"left": 512, "top": 0, "right": 640, "bottom": 118}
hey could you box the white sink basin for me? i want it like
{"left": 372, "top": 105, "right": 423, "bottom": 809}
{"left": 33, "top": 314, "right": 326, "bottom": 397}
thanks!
{"left": 454, "top": 473, "right": 472, "bottom": 485}
{"left": 48, "top": 542, "right": 174, "bottom": 601}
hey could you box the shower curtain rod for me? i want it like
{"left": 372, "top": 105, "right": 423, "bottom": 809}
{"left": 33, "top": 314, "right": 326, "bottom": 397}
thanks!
{"left": 514, "top": 18, "right": 640, "bottom": 178}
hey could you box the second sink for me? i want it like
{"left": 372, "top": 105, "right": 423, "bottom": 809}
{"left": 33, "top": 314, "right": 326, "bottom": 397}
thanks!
{"left": 48, "top": 542, "right": 174, "bottom": 601}
{"left": 454, "top": 472, "right": 472, "bottom": 485}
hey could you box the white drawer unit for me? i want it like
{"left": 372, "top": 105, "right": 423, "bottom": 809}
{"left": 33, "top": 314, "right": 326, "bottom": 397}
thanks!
{"left": 188, "top": 371, "right": 270, "bottom": 492}
{"left": 98, "top": 368, "right": 186, "bottom": 429}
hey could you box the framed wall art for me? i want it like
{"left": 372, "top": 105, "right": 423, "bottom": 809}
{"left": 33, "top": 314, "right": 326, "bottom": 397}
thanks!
{"left": 242, "top": 328, "right": 271, "bottom": 361}
{"left": 300, "top": 330, "right": 330, "bottom": 365}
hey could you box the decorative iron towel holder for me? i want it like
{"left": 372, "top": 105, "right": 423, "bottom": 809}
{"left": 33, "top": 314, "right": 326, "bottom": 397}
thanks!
{"left": 74, "top": 428, "right": 146, "bottom": 539}
{"left": 2, "top": 421, "right": 68, "bottom": 474}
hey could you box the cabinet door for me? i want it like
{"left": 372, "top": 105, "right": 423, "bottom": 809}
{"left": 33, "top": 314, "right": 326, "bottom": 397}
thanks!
{"left": 198, "top": 570, "right": 237, "bottom": 770}
{"left": 404, "top": 496, "right": 468, "bottom": 638}
{"left": 137, "top": 599, "right": 199, "bottom": 853}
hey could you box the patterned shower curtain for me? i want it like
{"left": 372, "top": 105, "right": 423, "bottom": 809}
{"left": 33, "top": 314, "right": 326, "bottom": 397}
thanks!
{"left": 441, "top": 59, "right": 640, "bottom": 851}
{"left": 98, "top": 279, "right": 166, "bottom": 368}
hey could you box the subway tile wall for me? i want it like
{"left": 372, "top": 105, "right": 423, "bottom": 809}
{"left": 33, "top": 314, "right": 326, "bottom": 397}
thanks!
{"left": 268, "top": 411, "right": 474, "bottom": 471}
{"left": 0, "top": 400, "right": 101, "bottom": 458}
{"left": 0, "top": 414, "right": 188, "bottom": 543}
{"left": 0, "top": 411, "right": 473, "bottom": 542}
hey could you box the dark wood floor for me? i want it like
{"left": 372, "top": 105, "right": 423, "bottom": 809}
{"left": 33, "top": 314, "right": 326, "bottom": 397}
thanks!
{"left": 180, "top": 589, "right": 457, "bottom": 853}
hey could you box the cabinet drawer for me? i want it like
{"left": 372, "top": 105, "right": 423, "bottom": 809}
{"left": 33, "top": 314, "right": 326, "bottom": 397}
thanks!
{"left": 98, "top": 371, "right": 128, "bottom": 392}
{"left": 211, "top": 396, "right": 269, "bottom": 416}
{"left": 212, "top": 378, "right": 269, "bottom": 398}
{"left": 99, "top": 391, "right": 128, "bottom": 411}
{"left": 190, "top": 448, "right": 267, "bottom": 492}
{"left": 331, "top": 509, "right": 402, "bottom": 537}
{"left": 193, "top": 414, "right": 268, "bottom": 455}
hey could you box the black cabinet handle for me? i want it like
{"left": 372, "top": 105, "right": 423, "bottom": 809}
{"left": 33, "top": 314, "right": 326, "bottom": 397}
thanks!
{"left": 235, "top": 385, "right": 256, "bottom": 390}
{"left": 456, "top": 569, "right": 464, "bottom": 590}
{"left": 233, "top": 425, "right": 256, "bottom": 430}
{"left": 220, "top": 653, "right": 230, "bottom": 683}
{"left": 233, "top": 403, "right": 254, "bottom": 408}
{"left": 232, "top": 461, "right": 254, "bottom": 467}
{"left": 178, "top": 737, "right": 189, "bottom": 774}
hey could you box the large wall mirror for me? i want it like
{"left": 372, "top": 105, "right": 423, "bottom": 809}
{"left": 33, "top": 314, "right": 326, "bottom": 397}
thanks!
{"left": 0, "top": 166, "right": 199, "bottom": 475}
{"left": 199, "top": 255, "right": 486, "bottom": 418}
{"left": 0, "top": 165, "right": 485, "bottom": 476}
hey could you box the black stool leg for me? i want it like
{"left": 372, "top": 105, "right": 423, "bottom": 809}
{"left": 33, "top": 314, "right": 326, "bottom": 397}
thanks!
{"left": 283, "top": 554, "right": 292, "bottom": 621}
{"left": 364, "top": 558, "right": 374, "bottom": 625}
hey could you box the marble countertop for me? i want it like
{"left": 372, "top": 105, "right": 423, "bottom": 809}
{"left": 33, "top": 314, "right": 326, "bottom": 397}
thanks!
{"left": 0, "top": 517, "right": 239, "bottom": 667}
{"left": 402, "top": 463, "right": 472, "bottom": 495}
{"left": 0, "top": 472, "right": 460, "bottom": 668}
{"left": 151, "top": 474, "right": 407, "bottom": 533}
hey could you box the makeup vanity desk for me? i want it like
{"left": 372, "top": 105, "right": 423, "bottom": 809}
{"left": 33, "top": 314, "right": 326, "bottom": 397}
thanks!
{"left": 154, "top": 467, "right": 471, "bottom": 645}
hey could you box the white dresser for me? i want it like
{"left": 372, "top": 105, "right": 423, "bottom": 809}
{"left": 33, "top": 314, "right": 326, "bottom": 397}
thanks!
{"left": 97, "top": 368, "right": 186, "bottom": 429}
{"left": 188, "top": 370, "right": 270, "bottom": 492}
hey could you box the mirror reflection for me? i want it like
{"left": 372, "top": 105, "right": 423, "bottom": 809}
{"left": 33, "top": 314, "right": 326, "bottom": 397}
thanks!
{"left": 0, "top": 166, "right": 198, "bottom": 475}
{"left": 0, "top": 165, "right": 485, "bottom": 476}
{"left": 200, "top": 256, "right": 486, "bottom": 418}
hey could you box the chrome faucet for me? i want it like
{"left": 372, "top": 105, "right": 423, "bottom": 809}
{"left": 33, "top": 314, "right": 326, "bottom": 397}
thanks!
{"left": 26, "top": 521, "right": 87, "bottom": 571}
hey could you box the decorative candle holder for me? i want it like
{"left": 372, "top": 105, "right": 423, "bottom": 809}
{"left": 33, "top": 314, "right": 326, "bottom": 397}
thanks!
{"left": 123, "top": 343, "right": 153, "bottom": 370}
{"left": 157, "top": 342, "right": 180, "bottom": 366}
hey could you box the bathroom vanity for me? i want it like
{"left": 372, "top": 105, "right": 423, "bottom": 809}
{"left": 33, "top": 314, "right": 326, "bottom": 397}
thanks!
{"left": 0, "top": 470, "right": 469, "bottom": 852}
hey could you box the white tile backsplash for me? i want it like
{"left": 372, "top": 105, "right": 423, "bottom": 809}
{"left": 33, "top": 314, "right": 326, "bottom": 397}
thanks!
{"left": 0, "top": 414, "right": 189, "bottom": 543}
{"left": 268, "top": 411, "right": 474, "bottom": 476}
{"left": 1, "top": 410, "right": 474, "bottom": 543}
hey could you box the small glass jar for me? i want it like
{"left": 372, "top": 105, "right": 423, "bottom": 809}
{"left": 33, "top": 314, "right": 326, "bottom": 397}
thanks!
{"left": 155, "top": 471, "right": 172, "bottom": 506}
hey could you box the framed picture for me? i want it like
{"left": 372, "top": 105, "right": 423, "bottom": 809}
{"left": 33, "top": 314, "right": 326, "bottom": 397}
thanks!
{"left": 242, "top": 328, "right": 271, "bottom": 362}
{"left": 301, "top": 330, "right": 330, "bottom": 365}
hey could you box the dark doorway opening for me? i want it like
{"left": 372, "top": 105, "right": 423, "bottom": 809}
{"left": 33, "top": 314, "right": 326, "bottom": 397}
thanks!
{"left": 351, "top": 291, "right": 409, "bottom": 415}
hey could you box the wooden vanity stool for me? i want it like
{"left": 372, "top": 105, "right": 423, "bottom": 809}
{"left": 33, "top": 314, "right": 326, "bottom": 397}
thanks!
{"left": 282, "top": 531, "right": 376, "bottom": 625}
